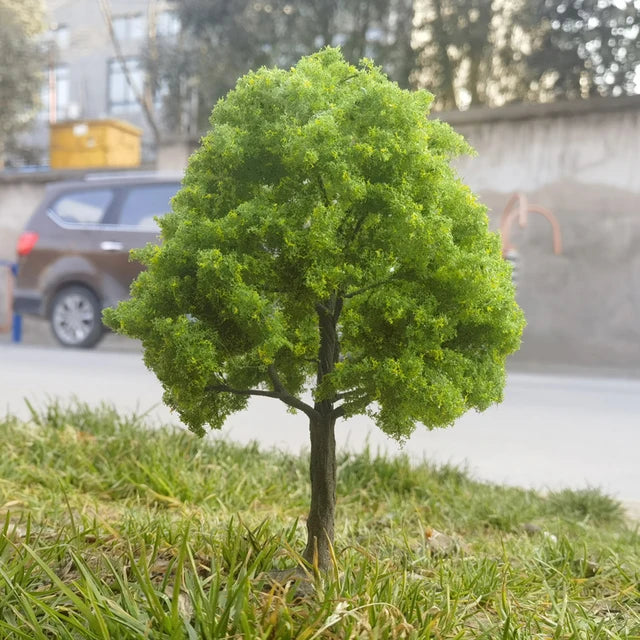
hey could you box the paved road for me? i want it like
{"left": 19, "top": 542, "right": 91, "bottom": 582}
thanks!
{"left": 1, "top": 344, "right": 639, "bottom": 506}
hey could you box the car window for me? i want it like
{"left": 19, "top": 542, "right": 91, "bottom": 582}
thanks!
{"left": 51, "top": 189, "right": 114, "bottom": 224}
{"left": 117, "top": 184, "right": 179, "bottom": 230}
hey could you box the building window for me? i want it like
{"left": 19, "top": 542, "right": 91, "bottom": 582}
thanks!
{"left": 39, "top": 65, "right": 70, "bottom": 122}
{"left": 157, "top": 11, "right": 180, "bottom": 38}
{"left": 112, "top": 14, "right": 145, "bottom": 41}
{"left": 107, "top": 58, "right": 144, "bottom": 114}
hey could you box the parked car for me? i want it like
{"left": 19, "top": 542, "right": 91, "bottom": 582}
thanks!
{"left": 13, "top": 174, "right": 181, "bottom": 348}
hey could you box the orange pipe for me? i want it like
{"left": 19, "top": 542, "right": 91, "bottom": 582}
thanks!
{"left": 499, "top": 192, "right": 562, "bottom": 257}
{"left": 527, "top": 204, "right": 563, "bottom": 255}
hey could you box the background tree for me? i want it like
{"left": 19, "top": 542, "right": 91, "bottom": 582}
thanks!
{"left": 0, "top": 0, "right": 45, "bottom": 169}
{"left": 296, "top": 0, "right": 419, "bottom": 88}
{"left": 104, "top": 48, "right": 525, "bottom": 570}
{"left": 156, "top": 0, "right": 420, "bottom": 130}
{"left": 516, "top": 0, "right": 640, "bottom": 101}
{"left": 414, "top": 0, "right": 499, "bottom": 109}
{"left": 160, "top": 0, "right": 639, "bottom": 121}
{"left": 414, "top": 0, "right": 640, "bottom": 108}
{"left": 165, "top": 0, "right": 284, "bottom": 131}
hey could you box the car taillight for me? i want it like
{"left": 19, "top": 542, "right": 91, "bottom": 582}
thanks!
{"left": 17, "top": 231, "right": 39, "bottom": 256}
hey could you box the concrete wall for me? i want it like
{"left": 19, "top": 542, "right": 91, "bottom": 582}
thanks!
{"left": 0, "top": 176, "right": 49, "bottom": 260}
{"left": 156, "top": 139, "right": 198, "bottom": 173}
{"left": 0, "top": 176, "right": 48, "bottom": 331}
{"left": 440, "top": 96, "right": 640, "bottom": 372}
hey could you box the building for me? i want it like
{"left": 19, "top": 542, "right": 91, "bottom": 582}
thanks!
{"left": 19, "top": 0, "right": 183, "bottom": 166}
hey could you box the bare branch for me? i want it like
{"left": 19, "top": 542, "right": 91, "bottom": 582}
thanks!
{"left": 206, "top": 378, "right": 320, "bottom": 421}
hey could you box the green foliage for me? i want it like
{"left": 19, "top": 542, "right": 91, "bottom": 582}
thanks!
{"left": 105, "top": 47, "right": 524, "bottom": 438}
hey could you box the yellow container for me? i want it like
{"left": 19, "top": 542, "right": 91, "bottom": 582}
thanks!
{"left": 50, "top": 119, "right": 142, "bottom": 169}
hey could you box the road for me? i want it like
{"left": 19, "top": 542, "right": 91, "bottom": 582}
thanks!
{"left": 1, "top": 343, "right": 639, "bottom": 505}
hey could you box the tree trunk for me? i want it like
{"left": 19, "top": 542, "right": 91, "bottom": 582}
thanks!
{"left": 432, "top": 0, "right": 458, "bottom": 110}
{"left": 303, "top": 413, "right": 337, "bottom": 570}
{"left": 469, "top": 55, "right": 482, "bottom": 106}
{"left": 396, "top": 0, "right": 417, "bottom": 89}
{"left": 303, "top": 296, "right": 341, "bottom": 570}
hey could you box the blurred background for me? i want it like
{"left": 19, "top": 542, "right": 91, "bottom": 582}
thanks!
{"left": 1, "top": 0, "right": 639, "bottom": 373}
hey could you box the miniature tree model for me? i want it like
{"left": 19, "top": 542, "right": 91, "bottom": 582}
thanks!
{"left": 104, "top": 48, "right": 525, "bottom": 571}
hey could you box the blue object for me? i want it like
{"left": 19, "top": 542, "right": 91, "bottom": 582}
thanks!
{"left": 11, "top": 264, "right": 21, "bottom": 343}
{"left": 12, "top": 313, "right": 22, "bottom": 343}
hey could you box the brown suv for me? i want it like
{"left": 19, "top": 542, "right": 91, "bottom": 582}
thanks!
{"left": 13, "top": 174, "right": 180, "bottom": 348}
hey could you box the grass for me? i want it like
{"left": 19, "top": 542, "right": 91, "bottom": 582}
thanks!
{"left": 0, "top": 400, "right": 638, "bottom": 639}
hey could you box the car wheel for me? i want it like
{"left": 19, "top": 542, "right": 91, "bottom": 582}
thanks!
{"left": 49, "top": 285, "right": 104, "bottom": 348}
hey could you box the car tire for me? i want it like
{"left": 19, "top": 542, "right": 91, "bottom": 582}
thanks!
{"left": 49, "top": 285, "right": 104, "bottom": 348}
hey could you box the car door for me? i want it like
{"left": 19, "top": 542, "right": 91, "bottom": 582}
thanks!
{"left": 95, "top": 182, "right": 180, "bottom": 308}
{"left": 42, "top": 186, "right": 120, "bottom": 299}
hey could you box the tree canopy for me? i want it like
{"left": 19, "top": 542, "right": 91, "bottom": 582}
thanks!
{"left": 105, "top": 48, "right": 524, "bottom": 439}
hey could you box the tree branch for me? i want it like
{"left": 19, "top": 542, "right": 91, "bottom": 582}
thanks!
{"left": 335, "top": 389, "right": 362, "bottom": 401}
{"left": 315, "top": 173, "right": 331, "bottom": 208}
{"left": 315, "top": 301, "right": 332, "bottom": 316}
{"left": 206, "top": 384, "right": 281, "bottom": 401}
{"left": 332, "top": 405, "right": 345, "bottom": 420}
{"left": 343, "top": 274, "right": 398, "bottom": 299}
{"left": 206, "top": 377, "right": 320, "bottom": 421}
{"left": 332, "top": 386, "right": 371, "bottom": 420}
{"left": 350, "top": 213, "right": 367, "bottom": 241}
{"left": 268, "top": 364, "right": 317, "bottom": 416}
{"left": 338, "top": 73, "right": 358, "bottom": 85}
{"left": 333, "top": 295, "right": 343, "bottom": 324}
